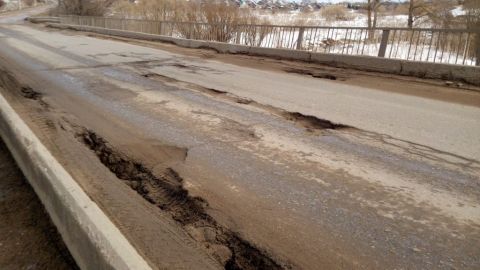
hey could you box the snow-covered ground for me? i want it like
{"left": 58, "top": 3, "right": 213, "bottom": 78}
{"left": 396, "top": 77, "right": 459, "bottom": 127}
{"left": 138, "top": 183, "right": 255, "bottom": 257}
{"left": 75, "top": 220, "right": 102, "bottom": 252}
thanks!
{"left": 234, "top": 26, "right": 475, "bottom": 65}
{"left": 256, "top": 10, "right": 414, "bottom": 28}
{"left": 243, "top": 7, "right": 476, "bottom": 65}
{"left": 451, "top": 6, "right": 466, "bottom": 16}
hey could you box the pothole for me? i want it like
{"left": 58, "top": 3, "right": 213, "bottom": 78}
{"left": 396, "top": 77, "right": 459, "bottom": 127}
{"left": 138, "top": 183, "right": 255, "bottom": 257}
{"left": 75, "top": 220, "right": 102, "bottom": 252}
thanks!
{"left": 141, "top": 72, "right": 351, "bottom": 133}
{"left": 284, "top": 67, "right": 343, "bottom": 81}
{"left": 283, "top": 112, "right": 350, "bottom": 130}
{"left": 170, "top": 63, "right": 189, "bottom": 69}
{"left": 205, "top": 87, "right": 227, "bottom": 95}
{"left": 0, "top": 67, "right": 49, "bottom": 108}
{"left": 141, "top": 73, "right": 177, "bottom": 83}
{"left": 20, "top": 86, "right": 42, "bottom": 100}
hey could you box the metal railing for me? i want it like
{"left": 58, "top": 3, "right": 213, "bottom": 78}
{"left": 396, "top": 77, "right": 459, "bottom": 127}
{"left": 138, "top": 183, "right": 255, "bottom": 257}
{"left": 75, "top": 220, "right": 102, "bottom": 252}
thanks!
{"left": 60, "top": 15, "right": 480, "bottom": 66}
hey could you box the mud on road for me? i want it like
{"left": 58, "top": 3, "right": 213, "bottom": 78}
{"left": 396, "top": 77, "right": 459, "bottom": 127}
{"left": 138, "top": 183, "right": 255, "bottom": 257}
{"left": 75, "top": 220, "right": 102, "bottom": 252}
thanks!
{"left": 79, "top": 130, "right": 283, "bottom": 269}
{"left": 1, "top": 22, "right": 480, "bottom": 270}
{"left": 0, "top": 63, "right": 287, "bottom": 269}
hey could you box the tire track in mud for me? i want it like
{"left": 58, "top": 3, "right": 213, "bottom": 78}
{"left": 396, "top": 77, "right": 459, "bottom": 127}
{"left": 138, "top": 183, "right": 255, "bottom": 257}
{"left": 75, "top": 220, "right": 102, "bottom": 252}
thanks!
{"left": 77, "top": 130, "right": 287, "bottom": 270}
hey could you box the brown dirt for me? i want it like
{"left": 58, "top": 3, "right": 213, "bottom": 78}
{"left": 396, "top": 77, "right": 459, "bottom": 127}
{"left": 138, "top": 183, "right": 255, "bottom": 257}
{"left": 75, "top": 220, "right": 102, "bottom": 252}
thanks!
{"left": 0, "top": 60, "right": 224, "bottom": 269}
{"left": 78, "top": 130, "right": 286, "bottom": 270}
{"left": 1, "top": 64, "right": 284, "bottom": 269}
{"left": 0, "top": 139, "right": 78, "bottom": 270}
{"left": 4, "top": 24, "right": 480, "bottom": 269}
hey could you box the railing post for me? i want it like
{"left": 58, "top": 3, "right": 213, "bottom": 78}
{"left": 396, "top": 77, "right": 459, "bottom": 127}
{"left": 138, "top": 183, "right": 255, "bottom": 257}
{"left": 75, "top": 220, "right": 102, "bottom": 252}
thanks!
{"left": 189, "top": 22, "right": 194, "bottom": 39}
{"left": 296, "top": 27, "right": 305, "bottom": 50}
{"left": 475, "top": 32, "right": 480, "bottom": 66}
{"left": 378, "top": 29, "right": 390, "bottom": 57}
{"left": 236, "top": 25, "right": 241, "bottom": 44}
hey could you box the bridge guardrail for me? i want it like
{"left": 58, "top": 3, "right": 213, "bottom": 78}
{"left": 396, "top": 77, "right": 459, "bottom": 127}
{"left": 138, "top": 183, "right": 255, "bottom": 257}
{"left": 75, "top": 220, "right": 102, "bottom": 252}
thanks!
{"left": 59, "top": 15, "right": 479, "bottom": 66}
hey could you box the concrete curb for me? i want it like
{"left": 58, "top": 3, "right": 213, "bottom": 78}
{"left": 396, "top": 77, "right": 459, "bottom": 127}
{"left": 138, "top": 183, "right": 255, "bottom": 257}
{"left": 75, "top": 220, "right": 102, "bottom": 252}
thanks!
{"left": 0, "top": 92, "right": 153, "bottom": 270}
{"left": 45, "top": 23, "right": 480, "bottom": 86}
{"left": 26, "top": 16, "right": 60, "bottom": 23}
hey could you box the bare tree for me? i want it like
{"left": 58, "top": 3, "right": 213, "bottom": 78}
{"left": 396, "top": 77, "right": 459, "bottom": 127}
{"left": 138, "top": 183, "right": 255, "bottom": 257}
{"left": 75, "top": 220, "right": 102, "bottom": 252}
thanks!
{"left": 24, "top": 0, "right": 34, "bottom": 6}
{"left": 58, "top": 0, "right": 115, "bottom": 16}
{"left": 367, "top": 0, "right": 372, "bottom": 28}
{"left": 408, "top": 0, "right": 414, "bottom": 28}
{"left": 407, "top": 0, "right": 457, "bottom": 28}
{"left": 464, "top": 0, "right": 480, "bottom": 27}
{"left": 407, "top": 0, "right": 431, "bottom": 28}
{"left": 463, "top": 0, "right": 480, "bottom": 65}
{"left": 372, "top": 0, "right": 381, "bottom": 30}
{"left": 367, "top": 0, "right": 381, "bottom": 39}
{"left": 320, "top": 5, "right": 350, "bottom": 21}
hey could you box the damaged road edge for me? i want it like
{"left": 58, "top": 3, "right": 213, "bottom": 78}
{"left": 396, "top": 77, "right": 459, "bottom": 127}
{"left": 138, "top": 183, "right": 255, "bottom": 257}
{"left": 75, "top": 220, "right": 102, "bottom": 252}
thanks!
{"left": 0, "top": 91, "right": 153, "bottom": 269}
{"left": 1, "top": 57, "right": 286, "bottom": 270}
{"left": 78, "top": 129, "right": 289, "bottom": 270}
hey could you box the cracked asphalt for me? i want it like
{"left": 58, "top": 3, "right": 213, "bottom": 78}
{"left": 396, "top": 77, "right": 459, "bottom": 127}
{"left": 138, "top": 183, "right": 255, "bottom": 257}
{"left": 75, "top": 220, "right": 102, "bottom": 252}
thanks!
{"left": 0, "top": 15, "right": 479, "bottom": 269}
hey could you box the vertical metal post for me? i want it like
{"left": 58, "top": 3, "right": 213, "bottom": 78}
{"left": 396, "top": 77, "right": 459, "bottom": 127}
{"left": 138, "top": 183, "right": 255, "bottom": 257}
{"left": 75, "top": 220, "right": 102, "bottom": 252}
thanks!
{"left": 378, "top": 29, "right": 390, "bottom": 57}
{"left": 236, "top": 26, "right": 241, "bottom": 44}
{"left": 296, "top": 27, "right": 305, "bottom": 50}
{"left": 475, "top": 33, "right": 480, "bottom": 66}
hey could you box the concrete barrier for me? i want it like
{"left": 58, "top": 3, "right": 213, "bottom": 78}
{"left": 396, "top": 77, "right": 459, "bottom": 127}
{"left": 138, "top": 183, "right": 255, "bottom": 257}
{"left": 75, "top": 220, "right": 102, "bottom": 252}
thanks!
{"left": 0, "top": 92, "right": 152, "bottom": 270}
{"left": 309, "top": 52, "right": 338, "bottom": 66}
{"left": 204, "top": 42, "right": 250, "bottom": 54}
{"left": 26, "top": 16, "right": 60, "bottom": 23}
{"left": 336, "top": 55, "right": 402, "bottom": 74}
{"left": 313, "top": 53, "right": 403, "bottom": 74}
{"left": 248, "top": 46, "right": 311, "bottom": 61}
{"left": 225, "top": 43, "right": 251, "bottom": 54}
{"left": 45, "top": 23, "right": 480, "bottom": 86}
{"left": 400, "top": 60, "right": 480, "bottom": 85}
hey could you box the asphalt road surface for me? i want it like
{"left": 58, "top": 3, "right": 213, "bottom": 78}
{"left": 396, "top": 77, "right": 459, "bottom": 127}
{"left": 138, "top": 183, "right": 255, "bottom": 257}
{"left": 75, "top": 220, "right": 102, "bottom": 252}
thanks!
{"left": 1, "top": 11, "right": 479, "bottom": 270}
